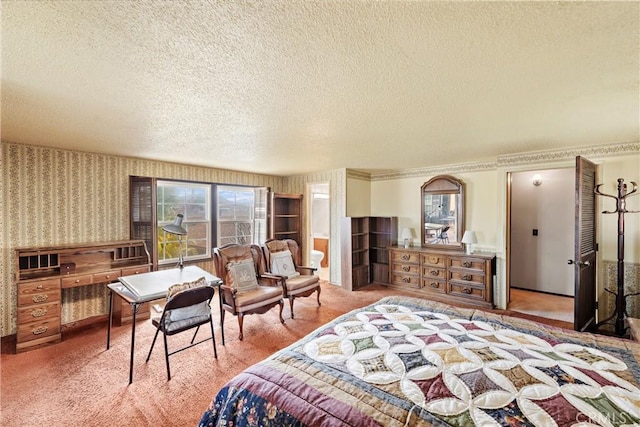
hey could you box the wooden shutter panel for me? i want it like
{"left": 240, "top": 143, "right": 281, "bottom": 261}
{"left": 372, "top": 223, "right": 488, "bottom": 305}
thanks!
{"left": 130, "top": 176, "right": 157, "bottom": 269}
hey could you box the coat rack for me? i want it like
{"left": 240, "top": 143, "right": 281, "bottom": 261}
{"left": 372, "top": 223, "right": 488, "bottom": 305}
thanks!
{"left": 593, "top": 178, "right": 639, "bottom": 336}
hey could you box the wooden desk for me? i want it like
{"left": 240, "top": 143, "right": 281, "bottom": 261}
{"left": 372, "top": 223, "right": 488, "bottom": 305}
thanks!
{"left": 106, "top": 266, "right": 223, "bottom": 384}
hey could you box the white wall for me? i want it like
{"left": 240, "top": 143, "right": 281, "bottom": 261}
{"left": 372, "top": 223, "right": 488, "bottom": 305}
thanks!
{"left": 346, "top": 176, "right": 371, "bottom": 217}
{"left": 510, "top": 168, "right": 574, "bottom": 296}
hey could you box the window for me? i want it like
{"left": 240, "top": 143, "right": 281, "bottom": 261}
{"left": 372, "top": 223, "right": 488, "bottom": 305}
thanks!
{"left": 217, "top": 186, "right": 267, "bottom": 246}
{"left": 157, "top": 181, "right": 211, "bottom": 265}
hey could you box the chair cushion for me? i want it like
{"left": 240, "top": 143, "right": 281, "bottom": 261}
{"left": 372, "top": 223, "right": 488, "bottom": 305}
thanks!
{"left": 161, "top": 312, "right": 211, "bottom": 333}
{"left": 265, "top": 240, "right": 289, "bottom": 252}
{"left": 234, "top": 285, "right": 283, "bottom": 311}
{"left": 226, "top": 258, "right": 259, "bottom": 293}
{"left": 284, "top": 274, "right": 319, "bottom": 293}
{"left": 165, "top": 276, "right": 210, "bottom": 322}
{"left": 270, "top": 250, "right": 300, "bottom": 278}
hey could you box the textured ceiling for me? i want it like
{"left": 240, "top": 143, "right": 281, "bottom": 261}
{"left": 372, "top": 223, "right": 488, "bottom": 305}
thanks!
{"left": 2, "top": 1, "right": 639, "bottom": 176}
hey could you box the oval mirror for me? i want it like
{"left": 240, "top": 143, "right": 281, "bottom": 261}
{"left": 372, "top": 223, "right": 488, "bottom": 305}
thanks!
{"left": 421, "top": 175, "right": 464, "bottom": 250}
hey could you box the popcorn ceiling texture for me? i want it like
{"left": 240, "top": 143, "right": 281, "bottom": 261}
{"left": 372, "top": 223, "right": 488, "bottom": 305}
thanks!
{"left": 2, "top": 1, "right": 638, "bottom": 175}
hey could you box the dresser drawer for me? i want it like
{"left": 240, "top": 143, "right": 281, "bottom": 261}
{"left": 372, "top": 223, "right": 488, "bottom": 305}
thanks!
{"left": 61, "top": 274, "right": 93, "bottom": 288}
{"left": 422, "top": 266, "right": 446, "bottom": 279}
{"left": 392, "top": 262, "right": 419, "bottom": 275}
{"left": 18, "top": 279, "right": 61, "bottom": 307}
{"left": 391, "top": 273, "right": 421, "bottom": 288}
{"left": 17, "top": 301, "right": 61, "bottom": 324}
{"left": 17, "top": 318, "right": 61, "bottom": 342}
{"left": 121, "top": 265, "right": 151, "bottom": 276}
{"left": 449, "top": 257, "right": 485, "bottom": 272}
{"left": 449, "top": 282, "right": 485, "bottom": 300}
{"left": 391, "top": 251, "right": 419, "bottom": 264}
{"left": 421, "top": 254, "right": 446, "bottom": 267}
{"left": 450, "top": 271, "right": 484, "bottom": 286}
{"left": 421, "top": 278, "right": 446, "bottom": 294}
{"left": 93, "top": 270, "right": 120, "bottom": 283}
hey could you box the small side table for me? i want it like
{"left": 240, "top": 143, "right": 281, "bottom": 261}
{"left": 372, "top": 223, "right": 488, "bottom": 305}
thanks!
{"left": 627, "top": 317, "right": 640, "bottom": 342}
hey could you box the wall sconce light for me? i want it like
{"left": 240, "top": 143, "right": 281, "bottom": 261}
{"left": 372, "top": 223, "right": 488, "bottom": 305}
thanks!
{"left": 162, "top": 214, "right": 188, "bottom": 269}
{"left": 401, "top": 228, "right": 413, "bottom": 248}
{"left": 532, "top": 174, "right": 543, "bottom": 186}
{"left": 461, "top": 230, "right": 478, "bottom": 254}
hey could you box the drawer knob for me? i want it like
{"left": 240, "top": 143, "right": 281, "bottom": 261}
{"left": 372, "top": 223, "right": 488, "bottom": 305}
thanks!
{"left": 430, "top": 282, "right": 439, "bottom": 288}
{"left": 462, "top": 274, "right": 472, "bottom": 281}
{"left": 75, "top": 279, "right": 81, "bottom": 283}
{"left": 32, "top": 294, "right": 48, "bottom": 303}
{"left": 402, "top": 277, "right": 410, "bottom": 283}
{"left": 428, "top": 256, "right": 439, "bottom": 263}
{"left": 402, "top": 266, "right": 410, "bottom": 272}
{"left": 462, "top": 287, "right": 472, "bottom": 294}
{"left": 31, "top": 308, "right": 47, "bottom": 318}
{"left": 430, "top": 270, "right": 439, "bottom": 276}
{"left": 105, "top": 275, "right": 111, "bottom": 279}
{"left": 401, "top": 255, "right": 410, "bottom": 261}
{"left": 462, "top": 261, "right": 472, "bottom": 268}
{"left": 36, "top": 285, "right": 44, "bottom": 290}
{"left": 32, "top": 325, "right": 48, "bottom": 335}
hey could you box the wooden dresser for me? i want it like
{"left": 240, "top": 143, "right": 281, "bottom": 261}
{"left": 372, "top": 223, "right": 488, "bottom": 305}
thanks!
{"left": 14, "top": 240, "right": 151, "bottom": 352}
{"left": 388, "top": 246, "right": 496, "bottom": 309}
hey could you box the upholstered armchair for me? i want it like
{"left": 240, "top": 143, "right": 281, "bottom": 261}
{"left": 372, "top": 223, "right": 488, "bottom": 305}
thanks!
{"left": 213, "top": 244, "right": 285, "bottom": 340}
{"left": 262, "top": 239, "right": 321, "bottom": 319}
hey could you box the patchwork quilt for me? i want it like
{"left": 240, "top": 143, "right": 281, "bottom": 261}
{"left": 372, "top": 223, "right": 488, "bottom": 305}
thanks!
{"left": 199, "top": 296, "right": 640, "bottom": 426}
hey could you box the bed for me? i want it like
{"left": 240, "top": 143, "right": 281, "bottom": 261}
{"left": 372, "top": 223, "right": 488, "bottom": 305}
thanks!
{"left": 199, "top": 296, "right": 640, "bottom": 426}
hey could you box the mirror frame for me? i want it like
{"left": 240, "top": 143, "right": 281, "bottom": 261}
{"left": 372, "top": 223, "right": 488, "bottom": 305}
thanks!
{"left": 420, "top": 175, "right": 465, "bottom": 250}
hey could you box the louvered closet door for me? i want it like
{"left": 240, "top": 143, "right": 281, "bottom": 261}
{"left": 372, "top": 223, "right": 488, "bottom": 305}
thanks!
{"left": 130, "top": 176, "right": 157, "bottom": 269}
{"left": 574, "top": 156, "right": 597, "bottom": 332}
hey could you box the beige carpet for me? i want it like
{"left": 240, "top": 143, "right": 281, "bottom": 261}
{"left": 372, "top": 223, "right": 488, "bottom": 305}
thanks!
{"left": 1, "top": 282, "right": 572, "bottom": 426}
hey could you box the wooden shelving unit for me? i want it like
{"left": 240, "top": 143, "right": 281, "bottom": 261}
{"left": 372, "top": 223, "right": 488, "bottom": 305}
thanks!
{"left": 14, "top": 240, "right": 151, "bottom": 352}
{"left": 341, "top": 216, "right": 397, "bottom": 290}
{"left": 267, "top": 192, "right": 303, "bottom": 248}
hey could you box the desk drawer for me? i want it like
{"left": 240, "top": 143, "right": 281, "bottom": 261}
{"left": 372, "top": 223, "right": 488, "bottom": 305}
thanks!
{"left": 391, "top": 251, "right": 418, "bottom": 264}
{"left": 93, "top": 270, "right": 120, "bottom": 283}
{"left": 422, "top": 266, "right": 446, "bottom": 279}
{"left": 17, "top": 318, "right": 61, "bottom": 342}
{"left": 61, "top": 274, "right": 93, "bottom": 288}
{"left": 121, "top": 265, "right": 151, "bottom": 276}
{"left": 391, "top": 273, "right": 421, "bottom": 288}
{"left": 421, "top": 254, "right": 446, "bottom": 267}
{"left": 449, "top": 271, "right": 484, "bottom": 286}
{"left": 18, "top": 279, "right": 61, "bottom": 307}
{"left": 421, "top": 278, "right": 446, "bottom": 294}
{"left": 18, "top": 301, "right": 60, "bottom": 324}
{"left": 449, "top": 283, "right": 485, "bottom": 300}
{"left": 392, "top": 262, "right": 419, "bottom": 275}
{"left": 449, "top": 257, "right": 485, "bottom": 272}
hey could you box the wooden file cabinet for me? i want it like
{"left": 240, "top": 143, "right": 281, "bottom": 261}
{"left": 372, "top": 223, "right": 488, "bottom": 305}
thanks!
{"left": 389, "top": 247, "right": 495, "bottom": 309}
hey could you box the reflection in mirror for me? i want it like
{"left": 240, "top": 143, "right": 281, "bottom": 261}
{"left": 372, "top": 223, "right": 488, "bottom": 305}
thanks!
{"left": 421, "top": 175, "right": 464, "bottom": 250}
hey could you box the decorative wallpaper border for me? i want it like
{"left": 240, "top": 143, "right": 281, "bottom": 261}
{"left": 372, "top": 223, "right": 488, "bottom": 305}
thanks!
{"left": 360, "top": 141, "right": 639, "bottom": 181}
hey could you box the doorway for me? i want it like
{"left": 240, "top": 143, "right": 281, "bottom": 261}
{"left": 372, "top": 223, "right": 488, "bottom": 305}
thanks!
{"left": 308, "top": 182, "right": 330, "bottom": 282}
{"left": 508, "top": 168, "right": 575, "bottom": 323}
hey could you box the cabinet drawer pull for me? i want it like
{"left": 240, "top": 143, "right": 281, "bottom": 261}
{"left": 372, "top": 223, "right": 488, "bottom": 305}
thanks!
{"left": 428, "top": 256, "right": 439, "bottom": 264}
{"left": 462, "top": 287, "right": 472, "bottom": 294}
{"left": 31, "top": 308, "right": 47, "bottom": 318}
{"left": 74, "top": 279, "right": 81, "bottom": 283}
{"left": 402, "top": 277, "right": 410, "bottom": 283}
{"left": 462, "top": 274, "right": 472, "bottom": 281}
{"left": 430, "top": 270, "right": 440, "bottom": 276}
{"left": 462, "top": 261, "right": 472, "bottom": 268}
{"left": 32, "top": 294, "right": 48, "bottom": 303}
{"left": 32, "top": 325, "right": 48, "bottom": 335}
{"left": 36, "top": 285, "right": 44, "bottom": 290}
{"left": 105, "top": 275, "right": 111, "bottom": 279}
{"left": 430, "top": 282, "right": 440, "bottom": 288}
{"left": 401, "top": 255, "right": 410, "bottom": 261}
{"left": 402, "top": 266, "right": 410, "bottom": 272}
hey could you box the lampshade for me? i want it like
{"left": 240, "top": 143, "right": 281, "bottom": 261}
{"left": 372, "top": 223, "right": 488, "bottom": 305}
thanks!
{"left": 401, "top": 228, "right": 412, "bottom": 239}
{"left": 461, "top": 230, "right": 477, "bottom": 244}
{"left": 162, "top": 214, "right": 188, "bottom": 235}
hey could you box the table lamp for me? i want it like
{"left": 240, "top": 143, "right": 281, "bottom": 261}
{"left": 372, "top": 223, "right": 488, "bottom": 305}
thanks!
{"left": 401, "top": 228, "right": 412, "bottom": 248}
{"left": 162, "top": 214, "right": 188, "bottom": 269}
{"left": 461, "top": 230, "right": 477, "bottom": 254}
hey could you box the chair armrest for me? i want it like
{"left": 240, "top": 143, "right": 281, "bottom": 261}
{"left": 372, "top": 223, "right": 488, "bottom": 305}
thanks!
{"left": 258, "top": 273, "right": 285, "bottom": 286}
{"left": 296, "top": 266, "right": 318, "bottom": 275}
{"left": 220, "top": 284, "right": 237, "bottom": 301}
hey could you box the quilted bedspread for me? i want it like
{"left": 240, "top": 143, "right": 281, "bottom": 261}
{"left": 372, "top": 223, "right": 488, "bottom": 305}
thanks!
{"left": 199, "top": 296, "right": 640, "bottom": 426}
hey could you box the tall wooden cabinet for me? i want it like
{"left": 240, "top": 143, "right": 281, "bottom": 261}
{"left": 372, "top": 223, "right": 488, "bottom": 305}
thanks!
{"left": 341, "top": 216, "right": 397, "bottom": 290}
{"left": 389, "top": 246, "right": 495, "bottom": 308}
{"left": 267, "top": 192, "right": 303, "bottom": 247}
{"left": 14, "top": 240, "right": 152, "bottom": 352}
